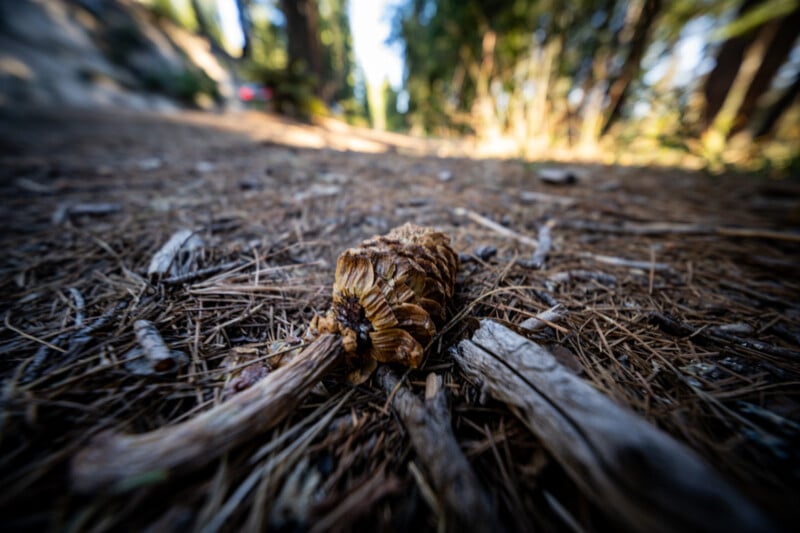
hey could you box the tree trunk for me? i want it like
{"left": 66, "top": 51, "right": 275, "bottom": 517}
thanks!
{"left": 472, "top": 30, "right": 500, "bottom": 140}
{"left": 601, "top": 0, "right": 662, "bottom": 136}
{"left": 189, "top": 0, "right": 233, "bottom": 60}
{"left": 729, "top": 5, "right": 800, "bottom": 135}
{"left": 702, "top": 0, "right": 764, "bottom": 127}
{"left": 280, "top": 0, "right": 324, "bottom": 97}
{"left": 753, "top": 69, "right": 800, "bottom": 139}
{"left": 234, "top": 0, "right": 252, "bottom": 59}
{"left": 701, "top": 25, "right": 772, "bottom": 168}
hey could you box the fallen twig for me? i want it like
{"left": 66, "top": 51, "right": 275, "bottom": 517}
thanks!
{"left": 519, "top": 190, "right": 577, "bottom": 206}
{"left": 579, "top": 252, "right": 672, "bottom": 272}
{"left": 563, "top": 220, "right": 800, "bottom": 243}
{"left": 161, "top": 260, "right": 243, "bottom": 286}
{"left": 455, "top": 320, "right": 772, "bottom": 533}
{"left": 23, "top": 300, "right": 127, "bottom": 384}
{"left": 524, "top": 219, "right": 555, "bottom": 269}
{"left": 377, "top": 368, "right": 497, "bottom": 531}
{"left": 548, "top": 270, "right": 617, "bottom": 288}
{"left": 453, "top": 207, "right": 539, "bottom": 249}
{"left": 519, "top": 304, "right": 567, "bottom": 332}
{"left": 124, "top": 320, "right": 188, "bottom": 375}
{"left": 52, "top": 203, "right": 122, "bottom": 224}
{"left": 147, "top": 229, "right": 204, "bottom": 279}
{"left": 71, "top": 333, "right": 343, "bottom": 492}
{"left": 648, "top": 312, "right": 800, "bottom": 362}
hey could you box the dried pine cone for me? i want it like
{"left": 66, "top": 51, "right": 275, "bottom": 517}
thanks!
{"left": 311, "top": 223, "right": 458, "bottom": 383}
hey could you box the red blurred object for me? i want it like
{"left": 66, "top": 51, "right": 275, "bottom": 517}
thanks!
{"left": 238, "top": 84, "right": 272, "bottom": 103}
{"left": 238, "top": 85, "right": 255, "bottom": 102}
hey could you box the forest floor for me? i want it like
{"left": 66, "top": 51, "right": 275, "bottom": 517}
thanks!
{"left": 1, "top": 108, "right": 799, "bottom": 532}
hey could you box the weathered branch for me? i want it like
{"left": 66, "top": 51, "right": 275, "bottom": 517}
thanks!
{"left": 453, "top": 207, "right": 539, "bottom": 248}
{"left": 563, "top": 219, "right": 800, "bottom": 243}
{"left": 377, "top": 368, "right": 497, "bottom": 532}
{"left": 519, "top": 304, "right": 567, "bottom": 332}
{"left": 72, "top": 334, "right": 342, "bottom": 492}
{"left": 147, "top": 229, "right": 203, "bottom": 279}
{"left": 524, "top": 219, "right": 555, "bottom": 269}
{"left": 455, "top": 320, "right": 771, "bottom": 533}
{"left": 23, "top": 300, "right": 127, "bottom": 384}
{"left": 648, "top": 311, "right": 800, "bottom": 361}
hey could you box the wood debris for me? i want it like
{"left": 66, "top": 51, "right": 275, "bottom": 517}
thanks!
{"left": 147, "top": 229, "right": 204, "bottom": 279}
{"left": 71, "top": 334, "right": 343, "bottom": 492}
{"left": 377, "top": 368, "right": 497, "bottom": 531}
{"left": 456, "top": 320, "right": 772, "bottom": 533}
{"left": 123, "top": 320, "right": 188, "bottom": 375}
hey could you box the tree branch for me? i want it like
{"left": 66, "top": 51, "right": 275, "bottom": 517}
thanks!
{"left": 72, "top": 334, "right": 343, "bottom": 492}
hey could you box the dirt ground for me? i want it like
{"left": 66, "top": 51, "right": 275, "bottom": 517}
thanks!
{"left": 1, "top": 109, "right": 799, "bottom": 531}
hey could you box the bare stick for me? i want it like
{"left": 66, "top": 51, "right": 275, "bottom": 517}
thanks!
{"left": 133, "top": 321, "right": 175, "bottom": 371}
{"left": 519, "top": 304, "right": 567, "bottom": 332}
{"left": 548, "top": 270, "right": 618, "bottom": 287}
{"left": 525, "top": 219, "right": 555, "bottom": 269}
{"left": 377, "top": 368, "right": 497, "bottom": 532}
{"left": 23, "top": 300, "right": 126, "bottom": 384}
{"left": 563, "top": 220, "right": 800, "bottom": 243}
{"left": 66, "top": 288, "right": 85, "bottom": 327}
{"left": 147, "top": 229, "right": 202, "bottom": 278}
{"left": 648, "top": 312, "right": 800, "bottom": 362}
{"left": 125, "top": 320, "right": 188, "bottom": 375}
{"left": 453, "top": 207, "right": 539, "bottom": 248}
{"left": 579, "top": 252, "right": 672, "bottom": 272}
{"left": 519, "top": 190, "right": 577, "bottom": 206}
{"left": 52, "top": 203, "right": 121, "bottom": 224}
{"left": 455, "top": 320, "right": 771, "bottom": 533}
{"left": 161, "top": 260, "right": 243, "bottom": 286}
{"left": 71, "top": 334, "right": 343, "bottom": 493}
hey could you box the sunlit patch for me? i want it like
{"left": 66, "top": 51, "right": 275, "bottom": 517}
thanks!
{"left": 0, "top": 56, "right": 34, "bottom": 80}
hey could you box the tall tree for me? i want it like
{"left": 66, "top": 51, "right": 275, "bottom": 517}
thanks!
{"left": 279, "top": 0, "right": 324, "bottom": 96}
{"left": 729, "top": 4, "right": 800, "bottom": 135}
{"left": 318, "top": 0, "right": 356, "bottom": 104}
{"left": 601, "top": 0, "right": 662, "bottom": 135}
{"left": 703, "top": 0, "right": 764, "bottom": 127}
{"left": 234, "top": 0, "right": 252, "bottom": 58}
{"left": 754, "top": 69, "right": 800, "bottom": 139}
{"left": 190, "top": 0, "right": 228, "bottom": 57}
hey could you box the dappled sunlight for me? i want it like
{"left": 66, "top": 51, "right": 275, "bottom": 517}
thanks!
{"left": 0, "top": 56, "right": 34, "bottom": 80}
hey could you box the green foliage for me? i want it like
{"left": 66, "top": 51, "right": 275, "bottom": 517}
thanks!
{"left": 104, "top": 23, "right": 149, "bottom": 65}
{"left": 383, "top": 80, "right": 406, "bottom": 132}
{"left": 241, "top": 0, "right": 367, "bottom": 123}
{"left": 319, "top": 0, "right": 357, "bottom": 103}
{"left": 391, "top": 0, "right": 799, "bottom": 173}
{"left": 143, "top": 66, "right": 220, "bottom": 106}
{"left": 244, "top": 62, "right": 320, "bottom": 120}
{"left": 146, "top": 0, "right": 199, "bottom": 31}
{"left": 712, "top": 0, "right": 799, "bottom": 39}
{"left": 249, "top": 5, "right": 288, "bottom": 70}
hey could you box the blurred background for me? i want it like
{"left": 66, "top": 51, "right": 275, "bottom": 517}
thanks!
{"left": 0, "top": 0, "right": 798, "bottom": 173}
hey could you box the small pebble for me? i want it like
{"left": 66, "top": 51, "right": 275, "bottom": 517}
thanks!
{"left": 138, "top": 157, "right": 162, "bottom": 171}
{"left": 437, "top": 170, "right": 453, "bottom": 182}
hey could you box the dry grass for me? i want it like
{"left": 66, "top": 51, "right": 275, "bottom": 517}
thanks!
{"left": 1, "top": 109, "right": 798, "bottom": 531}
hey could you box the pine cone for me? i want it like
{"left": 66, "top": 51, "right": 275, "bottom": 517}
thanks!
{"left": 312, "top": 223, "right": 458, "bottom": 383}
